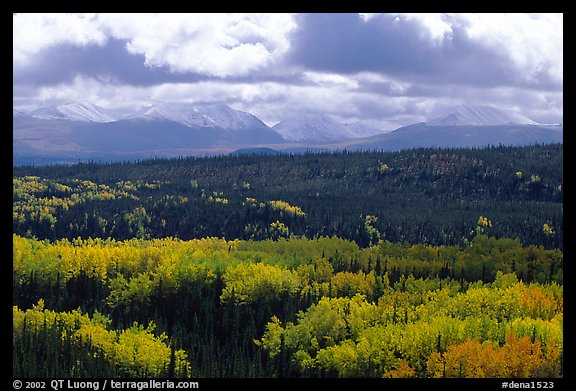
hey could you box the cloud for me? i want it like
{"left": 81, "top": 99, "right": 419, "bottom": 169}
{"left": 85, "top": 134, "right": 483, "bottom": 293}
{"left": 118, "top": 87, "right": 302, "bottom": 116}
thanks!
{"left": 302, "top": 71, "right": 359, "bottom": 89}
{"left": 103, "top": 13, "right": 297, "bottom": 77}
{"left": 286, "top": 13, "right": 562, "bottom": 90}
{"left": 13, "top": 13, "right": 298, "bottom": 80}
{"left": 14, "top": 76, "right": 149, "bottom": 111}
{"left": 13, "top": 38, "right": 206, "bottom": 87}
{"left": 13, "top": 13, "right": 563, "bottom": 129}
{"left": 13, "top": 13, "right": 107, "bottom": 66}
{"left": 454, "top": 13, "right": 562, "bottom": 87}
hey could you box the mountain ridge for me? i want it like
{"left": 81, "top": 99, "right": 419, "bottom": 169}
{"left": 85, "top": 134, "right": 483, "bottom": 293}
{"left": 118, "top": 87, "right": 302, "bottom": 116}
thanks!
{"left": 426, "top": 104, "right": 541, "bottom": 126}
{"left": 125, "top": 102, "right": 272, "bottom": 131}
{"left": 13, "top": 101, "right": 563, "bottom": 163}
{"left": 30, "top": 101, "right": 118, "bottom": 123}
{"left": 272, "top": 114, "right": 384, "bottom": 143}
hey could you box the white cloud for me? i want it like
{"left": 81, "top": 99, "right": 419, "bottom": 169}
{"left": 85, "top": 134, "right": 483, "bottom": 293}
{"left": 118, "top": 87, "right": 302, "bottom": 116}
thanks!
{"left": 17, "top": 76, "right": 150, "bottom": 112}
{"left": 13, "top": 13, "right": 563, "bottom": 129}
{"left": 460, "top": 13, "right": 563, "bottom": 86}
{"left": 359, "top": 13, "right": 454, "bottom": 45}
{"left": 97, "top": 13, "right": 296, "bottom": 77}
{"left": 404, "top": 13, "right": 563, "bottom": 87}
{"left": 14, "top": 13, "right": 297, "bottom": 78}
{"left": 13, "top": 13, "right": 107, "bottom": 66}
{"left": 397, "top": 13, "right": 454, "bottom": 44}
{"left": 303, "top": 71, "right": 359, "bottom": 89}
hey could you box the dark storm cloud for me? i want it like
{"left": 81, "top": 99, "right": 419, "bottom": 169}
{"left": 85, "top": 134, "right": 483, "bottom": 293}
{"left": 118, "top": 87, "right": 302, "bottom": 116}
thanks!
{"left": 286, "top": 13, "right": 553, "bottom": 89}
{"left": 13, "top": 38, "right": 206, "bottom": 87}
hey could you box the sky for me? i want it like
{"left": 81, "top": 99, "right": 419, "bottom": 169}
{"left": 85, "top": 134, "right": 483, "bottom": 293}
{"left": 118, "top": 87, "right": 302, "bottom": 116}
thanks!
{"left": 13, "top": 13, "right": 563, "bottom": 130}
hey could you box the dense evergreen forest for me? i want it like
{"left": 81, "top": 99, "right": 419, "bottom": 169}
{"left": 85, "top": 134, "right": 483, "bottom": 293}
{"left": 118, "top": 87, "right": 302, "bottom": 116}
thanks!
{"left": 12, "top": 144, "right": 563, "bottom": 379}
{"left": 13, "top": 144, "right": 563, "bottom": 249}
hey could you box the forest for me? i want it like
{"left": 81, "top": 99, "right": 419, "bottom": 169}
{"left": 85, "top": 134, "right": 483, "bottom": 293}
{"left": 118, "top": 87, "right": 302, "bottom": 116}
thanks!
{"left": 13, "top": 144, "right": 563, "bottom": 248}
{"left": 12, "top": 144, "right": 563, "bottom": 379}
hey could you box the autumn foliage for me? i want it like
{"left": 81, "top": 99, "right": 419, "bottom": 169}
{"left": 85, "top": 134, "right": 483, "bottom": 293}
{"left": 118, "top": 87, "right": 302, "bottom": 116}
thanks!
{"left": 13, "top": 234, "right": 563, "bottom": 378}
{"left": 427, "top": 334, "right": 561, "bottom": 378}
{"left": 12, "top": 146, "right": 563, "bottom": 377}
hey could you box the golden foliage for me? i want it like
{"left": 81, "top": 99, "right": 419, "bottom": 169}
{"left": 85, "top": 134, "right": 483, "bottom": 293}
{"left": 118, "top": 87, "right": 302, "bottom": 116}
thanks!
{"left": 426, "top": 334, "right": 560, "bottom": 378}
{"left": 383, "top": 360, "right": 417, "bottom": 378}
{"left": 269, "top": 200, "right": 306, "bottom": 217}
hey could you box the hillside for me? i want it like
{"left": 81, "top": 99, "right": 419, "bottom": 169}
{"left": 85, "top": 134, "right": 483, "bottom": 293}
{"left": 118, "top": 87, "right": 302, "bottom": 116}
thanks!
{"left": 336, "top": 123, "right": 563, "bottom": 151}
{"left": 13, "top": 144, "right": 563, "bottom": 249}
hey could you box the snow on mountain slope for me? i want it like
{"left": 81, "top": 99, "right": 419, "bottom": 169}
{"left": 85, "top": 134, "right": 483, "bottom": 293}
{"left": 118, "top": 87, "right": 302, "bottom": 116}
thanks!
{"left": 426, "top": 105, "right": 539, "bottom": 126}
{"left": 273, "top": 115, "right": 383, "bottom": 143}
{"left": 344, "top": 121, "right": 385, "bottom": 138}
{"left": 197, "top": 104, "right": 270, "bottom": 130}
{"left": 15, "top": 100, "right": 562, "bottom": 163}
{"left": 31, "top": 102, "right": 117, "bottom": 123}
{"left": 126, "top": 103, "right": 269, "bottom": 130}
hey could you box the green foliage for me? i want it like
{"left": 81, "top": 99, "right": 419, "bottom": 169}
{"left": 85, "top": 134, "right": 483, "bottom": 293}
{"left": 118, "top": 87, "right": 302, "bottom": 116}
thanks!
{"left": 330, "top": 271, "right": 378, "bottom": 298}
{"left": 220, "top": 263, "right": 301, "bottom": 304}
{"left": 13, "top": 233, "right": 563, "bottom": 378}
{"left": 12, "top": 144, "right": 563, "bottom": 378}
{"left": 13, "top": 144, "right": 563, "bottom": 249}
{"left": 257, "top": 281, "right": 563, "bottom": 377}
{"left": 13, "top": 301, "right": 190, "bottom": 377}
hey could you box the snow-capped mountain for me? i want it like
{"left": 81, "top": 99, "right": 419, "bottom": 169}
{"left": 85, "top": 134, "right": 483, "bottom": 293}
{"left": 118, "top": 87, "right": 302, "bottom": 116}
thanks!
{"left": 344, "top": 121, "right": 387, "bottom": 138}
{"left": 273, "top": 115, "right": 383, "bottom": 143}
{"left": 426, "top": 105, "right": 539, "bottom": 126}
{"left": 334, "top": 104, "right": 562, "bottom": 152}
{"left": 31, "top": 102, "right": 117, "bottom": 123}
{"left": 126, "top": 103, "right": 269, "bottom": 131}
{"left": 14, "top": 102, "right": 285, "bottom": 163}
{"left": 13, "top": 101, "right": 563, "bottom": 164}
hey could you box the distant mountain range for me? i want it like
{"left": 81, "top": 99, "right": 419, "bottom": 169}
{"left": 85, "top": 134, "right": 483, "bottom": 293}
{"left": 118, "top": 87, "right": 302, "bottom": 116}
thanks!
{"left": 13, "top": 102, "right": 562, "bottom": 164}
{"left": 425, "top": 104, "right": 541, "bottom": 126}
{"left": 30, "top": 101, "right": 118, "bottom": 123}
{"left": 272, "top": 114, "right": 383, "bottom": 143}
